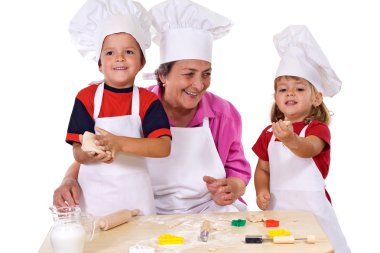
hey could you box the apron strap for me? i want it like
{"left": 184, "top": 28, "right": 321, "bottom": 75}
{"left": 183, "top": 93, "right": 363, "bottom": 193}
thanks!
{"left": 93, "top": 83, "right": 104, "bottom": 119}
{"left": 131, "top": 86, "right": 139, "bottom": 116}
{"left": 299, "top": 124, "right": 308, "bottom": 137}
{"left": 93, "top": 83, "right": 140, "bottom": 119}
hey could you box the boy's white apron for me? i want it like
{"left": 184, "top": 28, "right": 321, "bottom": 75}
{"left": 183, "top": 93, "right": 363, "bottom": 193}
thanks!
{"left": 147, "top": 117, "right": 246, "bottom": 214}
{"left": 78, "top": 83, "right": 156, "bottom": 216}
{"left": 268, "top": 125, "right": 350, "bottom": 253}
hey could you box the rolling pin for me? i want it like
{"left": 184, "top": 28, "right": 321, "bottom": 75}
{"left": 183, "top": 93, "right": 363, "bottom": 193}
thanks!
{"left": 273, "top": 235, "right": 316, "bottom": 244}
{"left": 97, "top": 209, "right": 139, "bottom": 231}
{"left": 200, "top": 220, "right": 211, "bottom": 242}
{"left": 246, "top": 235, "right": 316, "bottom": 244}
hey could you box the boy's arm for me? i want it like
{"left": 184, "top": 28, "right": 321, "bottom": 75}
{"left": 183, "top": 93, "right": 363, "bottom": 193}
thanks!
{"left": 96, "top": 127, "right": 171, "bottom": 158}
{"left": 119, "top": 136, "right": 171, "bottom": 157}
{"left": 73, "top": 143, "right": 92, "bottom": 163}
{"left": 272, "top": 120, "right": 325, "bottom": 158}
{"left": 254, "top": 159, "right": 271, "bottom": 210}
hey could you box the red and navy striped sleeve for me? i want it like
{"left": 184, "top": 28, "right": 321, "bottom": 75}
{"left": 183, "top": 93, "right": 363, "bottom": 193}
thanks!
{"left": 138, "top": 87, "right": 171, "bottom": 138}
{"left": 66, "top": 84, "right": 98, "bottom": 144}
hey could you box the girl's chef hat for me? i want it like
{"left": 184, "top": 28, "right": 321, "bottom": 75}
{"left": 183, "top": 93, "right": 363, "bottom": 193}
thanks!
{"left": 274, "top": 25, "right": 341, "bottom": 97}
{"left": 149, "top": 0, "right": 232, "bottom": 64}
{"left": 69, "top": 0, "right": 151, "bottom": 62}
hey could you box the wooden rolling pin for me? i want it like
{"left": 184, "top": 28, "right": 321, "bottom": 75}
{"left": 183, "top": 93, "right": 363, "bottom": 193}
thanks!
{"left": 273, "top": 235, "right": 316, "bottom": 244}
{"left": 246, "top": 235, "right": 316, "bottom": 244}
{"left": 97, "top": 209, "right": 139, "bottom": 231}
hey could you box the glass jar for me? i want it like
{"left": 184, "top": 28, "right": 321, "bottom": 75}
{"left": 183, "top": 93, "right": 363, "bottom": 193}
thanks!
{"left": 49, "top": 206, "right": 94, "bottom": 253}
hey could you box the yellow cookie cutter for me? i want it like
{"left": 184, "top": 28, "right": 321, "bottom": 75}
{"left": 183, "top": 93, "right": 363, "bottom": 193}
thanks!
{"left": 267, "top": 229, "right": 292, "bottom": 239}
{"left": 158, "top": 234, "right": 184, "bottom": 245}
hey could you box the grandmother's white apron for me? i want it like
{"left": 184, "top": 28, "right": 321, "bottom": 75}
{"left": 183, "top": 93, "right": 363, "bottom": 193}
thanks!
{"left": 78, "top": 83, "right": 156, "bottom": 217}
{"left": 268, "top": 125, "right": 350, "bottom": 253}
{"left": 147, "top": 117, "right": 246, "bottom": 214}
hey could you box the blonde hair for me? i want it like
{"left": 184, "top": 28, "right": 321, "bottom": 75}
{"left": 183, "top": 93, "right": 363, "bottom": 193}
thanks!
{"left": 271, "top": 76, "right": 331, "bottom": 125}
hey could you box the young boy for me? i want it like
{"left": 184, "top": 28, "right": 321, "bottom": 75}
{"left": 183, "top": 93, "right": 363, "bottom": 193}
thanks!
{"left": 66, "top": 0, "right": 171, "bottom": 216}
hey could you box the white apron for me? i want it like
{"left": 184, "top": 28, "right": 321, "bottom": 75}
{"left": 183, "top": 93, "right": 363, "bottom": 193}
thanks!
{"left": 78, "top": 83, "right": 156, "bottom": 217}
{"left": 147, "top": 117, "right": 246, "bottom": 214}
{"left": 268, "top": 125, "right": 350, "bottom": 253}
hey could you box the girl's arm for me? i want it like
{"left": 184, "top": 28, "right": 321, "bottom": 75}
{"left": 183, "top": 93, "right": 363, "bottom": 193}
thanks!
{"left": 272, "top": 120, "right": 326, "bottom": 158}
{"left": 254, "top": 159, "right": 271, "bottom": 210}
{"left": 53, "top": 161, "right": 81, "bottom": 207}
{"left": 283, "top": 134, "right": 326, "bottom": 158}
{"left": 96, "top": 127, "right": 171, "bottom": 158}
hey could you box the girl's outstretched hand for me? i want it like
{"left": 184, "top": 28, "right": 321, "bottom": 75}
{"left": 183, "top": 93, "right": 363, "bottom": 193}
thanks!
{"left": 272, "top": 120, "right": 295, "bottom": 143}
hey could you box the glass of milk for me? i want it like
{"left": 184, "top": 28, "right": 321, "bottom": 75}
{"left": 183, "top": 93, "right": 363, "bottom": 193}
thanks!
{"left": 49, "top": 206, "right": 94, "bottom": 253}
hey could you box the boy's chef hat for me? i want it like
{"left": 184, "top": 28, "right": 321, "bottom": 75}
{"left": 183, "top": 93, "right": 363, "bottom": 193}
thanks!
{"left": 69, "top": 0, "right": 151, "bottom": 62}
{"left": 274, "top": 25, "right": 341, "bottom": 97}
{"left": 149, "top": 0, "right": 232, "bottom": 64}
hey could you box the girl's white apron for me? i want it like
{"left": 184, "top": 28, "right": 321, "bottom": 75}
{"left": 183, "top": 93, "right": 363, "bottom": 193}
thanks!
{"left": 147, "top": 117, "right": 246, "bottom": 214}
{"left": 78, "top": 83, "right": 156, "bottom": 216}
{"left": 268, "top": 125, "right": 350, "bottom": 253}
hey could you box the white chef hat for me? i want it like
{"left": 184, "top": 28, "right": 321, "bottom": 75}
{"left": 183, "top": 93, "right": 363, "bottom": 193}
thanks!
{"left": 274, "top": 25, "right": 341, "bottom": 97}
{"left": 149, "top": 0, "right": 232, "bottom": 64}
{"left": 69, "top": 0, "right": 151, "bottom": 62}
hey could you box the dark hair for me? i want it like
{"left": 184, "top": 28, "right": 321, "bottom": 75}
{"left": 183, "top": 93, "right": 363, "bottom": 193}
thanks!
{"left": 154, "top": 61, "right": 177, "bottom": 86}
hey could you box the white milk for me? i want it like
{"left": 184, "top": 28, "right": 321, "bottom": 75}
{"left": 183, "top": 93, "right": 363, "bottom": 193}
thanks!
{"left": 50, "top": 222, "right": 86, "bottom": 253}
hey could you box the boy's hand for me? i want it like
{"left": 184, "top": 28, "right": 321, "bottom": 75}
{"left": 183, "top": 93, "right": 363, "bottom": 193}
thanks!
{"left": 95, "top": 127, "right": 122, "bottom": 158}
{"left": 87, "top": 150, "right": 113, "bottom": 164}
{"left": 256, "top": 191, "right": 271, "bottom": 210}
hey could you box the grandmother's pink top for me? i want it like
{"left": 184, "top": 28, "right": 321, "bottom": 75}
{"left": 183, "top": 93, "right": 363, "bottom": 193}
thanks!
{"left": 148, "top": 84, "right": 251, "bottom": 185}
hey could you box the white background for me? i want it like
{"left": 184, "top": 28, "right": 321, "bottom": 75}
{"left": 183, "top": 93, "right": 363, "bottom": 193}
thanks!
{"left": 1, "top": 0, "right": 379, "bottom": 251}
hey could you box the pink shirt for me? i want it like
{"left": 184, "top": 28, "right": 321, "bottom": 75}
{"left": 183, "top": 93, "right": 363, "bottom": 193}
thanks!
{"left": 148, "top": 84, "right": 251, "bottom": 185}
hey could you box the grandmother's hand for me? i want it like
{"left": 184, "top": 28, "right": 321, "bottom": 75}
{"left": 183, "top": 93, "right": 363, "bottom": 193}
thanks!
{"left": 203, "top": 176, "right": 236, "bottom": 206}
{"left": 53, "top": 178, "right": 81, "bottom": 207}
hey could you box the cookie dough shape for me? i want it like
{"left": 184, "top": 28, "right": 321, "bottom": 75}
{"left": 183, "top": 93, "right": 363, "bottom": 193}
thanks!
{"left": 81, "top": 131, "right": 103, "bottom": 154}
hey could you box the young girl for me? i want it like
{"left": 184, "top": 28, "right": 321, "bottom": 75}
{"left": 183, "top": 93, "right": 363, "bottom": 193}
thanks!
{"left": 66, "top": 0, "right": 171, "bottom": 217}
{"left": 252, "top": 25, "right": 350, "bottom": 253}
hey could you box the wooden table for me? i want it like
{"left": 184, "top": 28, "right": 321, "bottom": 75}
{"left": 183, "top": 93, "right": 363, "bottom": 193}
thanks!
{"left": 39, "top": 210, "right": 334, "bottom": 253}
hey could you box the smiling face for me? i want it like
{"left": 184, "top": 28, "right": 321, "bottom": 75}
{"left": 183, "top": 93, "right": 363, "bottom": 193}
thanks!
{"left": 160, "top": 60, "right": 211, "bottom": 111}
{"left": 99, "top": 33, "right": 145, "bottom": 89}
{"left": 274, "top": 76, "right": 322, "bottom": 122}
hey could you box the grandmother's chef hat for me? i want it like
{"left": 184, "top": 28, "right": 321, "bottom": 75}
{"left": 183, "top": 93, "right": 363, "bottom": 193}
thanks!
{"left": 274, "top": 25, "right": 341, "bottom": 97}
{"left": 149, "top": 0, "right": 232, "bottom": 64}
{"left": 69, "top": 0, "right": 151, "bottom": 62}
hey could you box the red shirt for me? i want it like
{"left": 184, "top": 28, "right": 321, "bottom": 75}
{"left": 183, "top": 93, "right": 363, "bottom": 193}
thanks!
{"left": 66, "top": 83, "right": 171, "bottom": 144}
